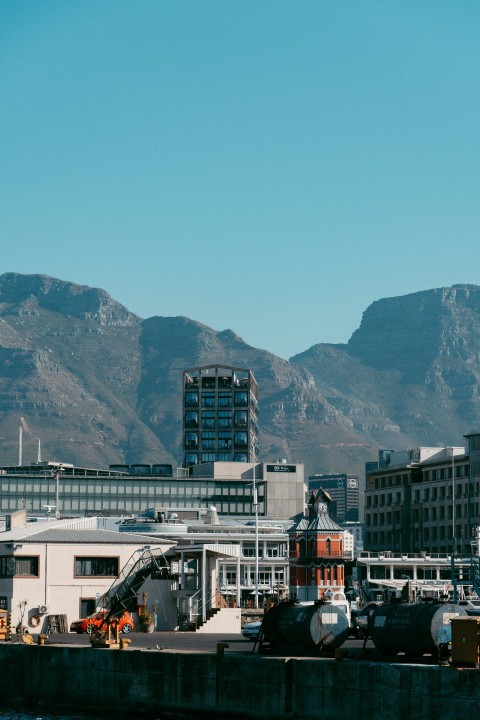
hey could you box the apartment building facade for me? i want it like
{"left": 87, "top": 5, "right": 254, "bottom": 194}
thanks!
{"left": 183, "top": 364, "right": 259, "bottom": 468}
{"left": 364, "top": 432, "right": 480, "bottom": 557}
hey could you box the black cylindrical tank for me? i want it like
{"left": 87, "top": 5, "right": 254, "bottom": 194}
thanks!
{"left": 369, "top": 602, "right": 468, "bottom": 656}
{"left": 262, "top": 601, "right": 350, "bottom": 654}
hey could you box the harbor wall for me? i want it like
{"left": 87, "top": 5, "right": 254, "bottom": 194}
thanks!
{"left": 0, "top": 644, "right": 479, "bottom": 720}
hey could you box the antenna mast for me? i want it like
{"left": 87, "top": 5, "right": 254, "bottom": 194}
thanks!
{"left": 18, "top": 426, "right": 23, "bottom": 466}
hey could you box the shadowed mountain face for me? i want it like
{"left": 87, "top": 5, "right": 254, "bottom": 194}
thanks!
{"left": 0, "top": 273, "right": 477, "bottom": 483}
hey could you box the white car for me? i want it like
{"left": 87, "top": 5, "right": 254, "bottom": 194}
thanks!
{"left": 242, "top": 621, "right": 262, "bottom": 640}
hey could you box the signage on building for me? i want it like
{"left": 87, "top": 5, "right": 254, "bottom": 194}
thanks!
{"left": 266, "top": 464, "right": 296, "bottom": 473}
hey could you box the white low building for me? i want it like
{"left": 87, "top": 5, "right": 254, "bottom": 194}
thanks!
{"left": 0, "top": 511, "right": 176, "bottom": 634}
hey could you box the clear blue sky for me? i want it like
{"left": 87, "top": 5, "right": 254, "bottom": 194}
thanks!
{"left": 1, "top": 1, "right": 479, "bottom": 359}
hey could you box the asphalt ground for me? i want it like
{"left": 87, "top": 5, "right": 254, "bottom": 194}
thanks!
{"left": 35, "top": 631, "right": 374, "bottom": 655}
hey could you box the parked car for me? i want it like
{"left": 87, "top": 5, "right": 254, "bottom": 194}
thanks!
{"left": 242, "top": 621, "right": 262, "bottom": 640}
{"left": 70, "top": 610, "right": 134, "bottom": 634}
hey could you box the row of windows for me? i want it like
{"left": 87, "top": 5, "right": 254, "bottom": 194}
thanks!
{"left": 366, "top": 484, "right": 480, "bottom": 509}
{"left": 184, "top": 376, "right": 251, "bottom": 390}
{"left": 184, "top": 410, "right": 249, "bottom": 429}
{"left": 185, "top": 452, "right": 251, "bottom": 465}
{"left": 371, "top": 464, "right": 469, "bottom": 490}
{"left": 0, "top": 556, "right": 119, "bottom": 578}
{"left": 184, "top": 431, "right": 249, "bottom": 450}
{"left": 242, "top": 543, "right": 287, "bottom": 558}
{"left": 184, "top": 391, "right": 251, "bottom": 408}
{"left": 222, "top": 566, "right": 286, "bottom": 585}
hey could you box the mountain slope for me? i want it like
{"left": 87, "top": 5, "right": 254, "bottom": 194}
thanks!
{"left": 0, "top": 273, "right": 478, "bottom": 482}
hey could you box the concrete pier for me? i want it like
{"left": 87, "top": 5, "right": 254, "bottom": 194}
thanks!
{"left": 0, "top": 644, "right": 479, "bottom": 719}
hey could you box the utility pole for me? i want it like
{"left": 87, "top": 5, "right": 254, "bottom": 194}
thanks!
{"left": 253, "top": 461, "right": 259, "bottom": 609}
{"left": 53, "top": 465, "right": 65, "bottom": 520}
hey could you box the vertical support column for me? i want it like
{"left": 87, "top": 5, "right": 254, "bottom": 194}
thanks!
{"left": 202, "top": 545, "right": 207, "bottom": 623}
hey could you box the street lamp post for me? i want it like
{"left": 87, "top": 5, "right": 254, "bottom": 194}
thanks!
{"left": 53, "top": 465, "right": 65, "bottom": 520}
{"left": 253, "top": 461, "right": 259, "bottom": 609}
{"left": 450, "top": 447, "right": 458, "bottom": 603}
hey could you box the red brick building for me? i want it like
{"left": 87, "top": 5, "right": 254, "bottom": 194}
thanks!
{"left": 288, "top": 491, "right": 346, "bottom": 602}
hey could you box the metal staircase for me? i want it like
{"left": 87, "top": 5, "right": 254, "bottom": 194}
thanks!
{"left": 96, "top": 547, "right": 170, "bottom": 621}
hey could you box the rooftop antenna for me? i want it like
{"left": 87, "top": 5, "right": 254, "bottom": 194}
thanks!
{"left": 18, "top": 426, "right": 23, "bottom": 466}
{"left": 37, "top": 438, "right": 41, "bottom": 463}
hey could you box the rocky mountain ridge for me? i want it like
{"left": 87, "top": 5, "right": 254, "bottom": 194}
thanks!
{"left": 0, "top": 272, "right": 479, "bottom": 482}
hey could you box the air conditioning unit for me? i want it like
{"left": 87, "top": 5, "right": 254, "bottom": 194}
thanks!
{"left": 38, "top": 605, "right": 49, "bottom": 615}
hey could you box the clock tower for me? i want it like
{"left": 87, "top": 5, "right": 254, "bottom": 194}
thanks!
{"left": 288, "top": 490, "right": 347, "bottom": 602}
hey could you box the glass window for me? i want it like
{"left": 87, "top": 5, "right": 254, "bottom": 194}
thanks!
{"left": 202, "top": 417, "right": 215, "bottom": 430}
{"left": 202, "top": 392, "right": 215, "bottom": 407}
{"left": 184, "top": 391, "right": 199, "bottom": 407}
{"left": 218, "top": 417, "right": 232, "bottom": 429}
{"left": 243, "top": 543, "right": 255, "bottom": 557}
{"left": 184, "top": 411, "right": 199, "bottom": 428}
{"left": 234, "top": 432, "right": 248, "bottom": 448}
{"left": 234, "top": 391, "right": 248, "bottom": 407}
{"left": 75, "top": 557, "right": 119, "bottom": 577}
{"left": 202, "top": 439, "right": 216, "bottom": 450}
{"left": 0, "top": 556, "right": 39, "bottom": 577}
{"left": 234, "top": 410, "right": 248, "bottom": 427}
{"left": 218, "top": 392, "right": 232, "bottom": 407}
{"left": 201, "top": 453, "right": 215, "bottom": 463}
{"left": 235, "top": 452, "right": 248, "bottom": 462}
{"left": 217, "top": 452, "right": 232, "bottom": 461}
{"left": 218, "top": 436, "right": 232, "bottom": 450}
{"left": 185, "top": 432, "right": 199, "bottom": 449}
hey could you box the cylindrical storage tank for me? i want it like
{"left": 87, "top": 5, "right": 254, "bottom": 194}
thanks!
{"left": 262, "top": 601, "right": 350, "bottom": 654}
{"left": 151, "top": 464, "right": 173, "bottom": 476}
{"left": 369, "top": 602, "right": 468, "bottom": 656}
{"left": 130, "top": 464, "right": 151, "bottom": 475}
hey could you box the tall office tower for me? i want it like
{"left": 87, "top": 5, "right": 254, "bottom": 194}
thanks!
{"left": 308, "top": 473, "right": 360, "bottom": 524}
{"left": 183, "top": 364, "right": 259, "bottom": 467}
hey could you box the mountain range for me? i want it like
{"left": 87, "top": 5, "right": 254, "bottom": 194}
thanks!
{"left": 0, "top": 273, "right": 479, "bottom": 486}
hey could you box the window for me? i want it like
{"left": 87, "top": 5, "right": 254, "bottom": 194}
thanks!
{"left": 75, "top": 557, "right": 119, "bottom": 577}
{"left": 184, "top": 411, "right": 199, "bottom": 428}
{"left": 218, "top": 411, "right": 232, "bottom": 429}
{"left": 185, "top": 432, "right": 199, "bottom": 449}
{"left": 234, "top": 432, "right": 248, "bottom": 449}
{"left": 0, "top": 556, "right": 39, "bottom": 577}
{"left": 234, "top": 411, "right": 248, "bottom": 427}
{"left": 225, "top": 567, "right": 237, "bottom": 584}
{"left": 185, "top": 453, "right": 198, "bottom": 466}
{"left": 267, "top": 543, "right": 286, "bottom": 558}
{"left": 218, "top": 392, "right": 232, "bottom": 407}
{"left": 80, "top": 598, "right": 96, "bottom": 617}
{"left": 202, "top": 392, "right": 215, "bottom": 408}
{"left": 184, "top": 392, "right": 199, "bottom": 407}
{"left": 218, "top": 432, "right": 232, "bottom": 450}
{"left": 201, "top": 453, "right": 215, "bottom": 463}
{"left": 202, "top": 432, "right": 215, "bottom": 449}
{"left": 243, "top": 543, "right": 255, "bottom": 557}
{"left": 234, "top": 391, "right": 248, "bottom": 407}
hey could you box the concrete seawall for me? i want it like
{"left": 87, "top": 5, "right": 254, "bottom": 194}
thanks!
{"left": 0, "top": 644, "right": 479, "bottom": 720}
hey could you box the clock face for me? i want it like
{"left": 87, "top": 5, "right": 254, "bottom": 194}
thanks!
{"left": 348, "top": 479, "right": 358, "bottom": 489}
{"left": 315, "top": 501, "right": 327, "bottom": 513}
